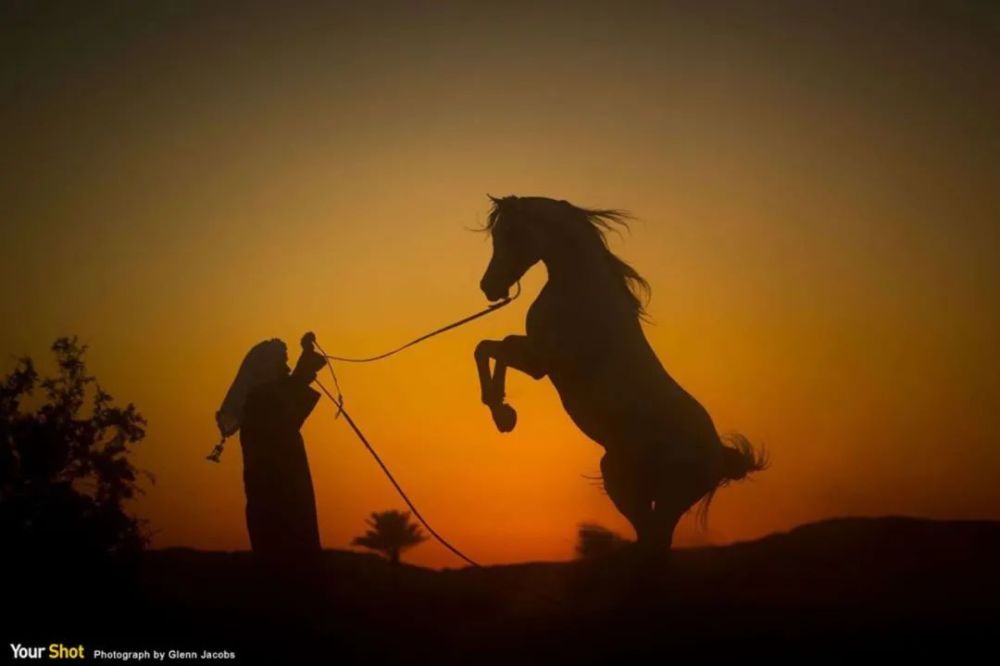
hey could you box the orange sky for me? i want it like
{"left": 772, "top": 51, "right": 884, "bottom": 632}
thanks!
{"left": 2, "top": 2, "right": 998, "bottom": 568}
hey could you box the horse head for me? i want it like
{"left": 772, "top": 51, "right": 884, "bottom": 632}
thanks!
{"left": 479, "top": 195, "right": 648, "bottom": 317}
{"left": 479, "top": 195, "right": 553, "bottom": 302}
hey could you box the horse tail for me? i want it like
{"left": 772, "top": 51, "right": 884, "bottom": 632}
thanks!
{"left": 695, "top": 433, "right": 768, "bottom": 528}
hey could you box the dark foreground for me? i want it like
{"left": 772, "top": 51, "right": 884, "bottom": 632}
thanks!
{"left": 10, "top": 517, "right": 1000, "bottom": 663}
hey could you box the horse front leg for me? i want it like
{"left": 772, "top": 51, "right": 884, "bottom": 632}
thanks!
{"left": 474, "top": 335, "right": 546, "bottom": 433}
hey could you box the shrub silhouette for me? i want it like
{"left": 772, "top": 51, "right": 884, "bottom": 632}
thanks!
{"left": 352, "top": 510, "right": 427, "bottom": 565}
{"left": 0, "top": 337, "right": 149, "bottom": 561}
{"left": 576, "top": 523, "right": 630, "bottom": 560}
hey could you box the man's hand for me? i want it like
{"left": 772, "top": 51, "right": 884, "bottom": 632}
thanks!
{"left": 292, "top": 333, "right": 326, "bottom": 382}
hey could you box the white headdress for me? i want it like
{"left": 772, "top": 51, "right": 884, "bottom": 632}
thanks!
{"left": 215, "top": 338, "right": 288, "bottom": 439}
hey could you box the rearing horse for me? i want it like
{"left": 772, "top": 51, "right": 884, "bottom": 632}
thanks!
{"left": 475, "top": 195, "right": 766, "bottom": 554}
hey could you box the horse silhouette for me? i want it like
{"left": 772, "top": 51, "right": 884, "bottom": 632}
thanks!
{"left": 474, "top": 195, "right": 767, "bottom": 555}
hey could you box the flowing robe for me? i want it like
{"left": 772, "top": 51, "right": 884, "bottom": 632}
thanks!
{"left": 239, "top": 376, "right": 321, "bottom": 565}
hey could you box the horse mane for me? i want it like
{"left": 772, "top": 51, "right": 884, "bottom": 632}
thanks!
{"left": 578, "top": 206, "right": 651, "bottom": 319}
{"left": 485, "top": 196, "right": 651, "bottom": 318}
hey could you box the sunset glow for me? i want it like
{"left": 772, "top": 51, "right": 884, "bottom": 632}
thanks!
{"left": 3, "top": 2, "right": 997, "bottom": 568}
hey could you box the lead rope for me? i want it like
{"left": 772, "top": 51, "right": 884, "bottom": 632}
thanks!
{"left": 309, "top": 284, "right": 521, "bottom": 568}
{"left": 313, "top": 377, "right": 480, "bottom": 568}
{"left": 321, "top": 282, "right": 520, "bottom": 364}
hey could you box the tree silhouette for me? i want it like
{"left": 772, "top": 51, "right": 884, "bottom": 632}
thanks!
{"left": 576, "top": 523, "right": 630, "bottom": 560}
{"left": 0, "top": 337, "right": 149, "bottom": 562}
{"left": 352, "top": 510, "right": 427, "bottom": 565}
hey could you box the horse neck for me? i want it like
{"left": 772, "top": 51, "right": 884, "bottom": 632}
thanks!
{"left": 540, "top": 232, "right": 618, "bottom": 296}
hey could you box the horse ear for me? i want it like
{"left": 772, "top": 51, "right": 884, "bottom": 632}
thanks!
{"left": 487, "top": 194, "right": 501, "bottom": 204}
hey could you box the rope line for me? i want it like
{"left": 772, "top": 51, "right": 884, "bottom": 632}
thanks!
{"left": 314, "top": 379, "right": 480, "bottom": 568}
{"left": 321, "top": 283, "right": 520, "bottom": 363}
{"left": 310, "top": 286, "right": 521, "bottom": 568}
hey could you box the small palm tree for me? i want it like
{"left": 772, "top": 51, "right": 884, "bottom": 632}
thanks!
{"left": 352, "top": 510, "right": 427, "bottom": 565}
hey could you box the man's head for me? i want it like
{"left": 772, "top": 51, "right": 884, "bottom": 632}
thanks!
{"left": 216, "top": 338, "right": 289, "bottom": 437}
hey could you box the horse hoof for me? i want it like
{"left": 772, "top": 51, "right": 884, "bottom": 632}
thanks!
{"left": 491, "top": 403, "right": 517, "bottom": 432}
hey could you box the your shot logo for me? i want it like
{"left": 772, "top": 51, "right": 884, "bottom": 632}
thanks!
{"left": 9, "top": 644, "right": 236, "bottom": 661}
{"left": 9, "top": 644, "right": 85, "bottom": 660}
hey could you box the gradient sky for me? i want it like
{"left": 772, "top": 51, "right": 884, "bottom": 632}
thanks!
{"left": 2, "top": 1, "right": 998, "bottom": 568}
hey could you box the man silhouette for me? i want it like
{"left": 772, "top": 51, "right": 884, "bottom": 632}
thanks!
{"left": 217, "top": 334, "right": 326, "bottom": 572}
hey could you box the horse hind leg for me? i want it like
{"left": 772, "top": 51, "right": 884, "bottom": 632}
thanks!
{"left": 648, "top": 505, "right": 681, "bottom": 552}
{"left": 651, "top": 462, "right": 716, "bottom": 552}
{"left": 599, "top": 454, "right": 654, "bottom": 545}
